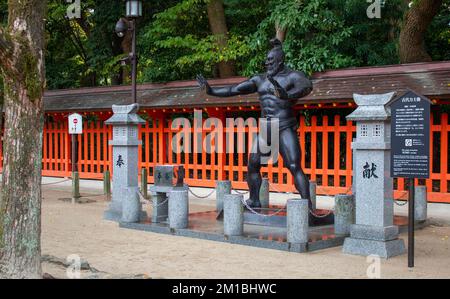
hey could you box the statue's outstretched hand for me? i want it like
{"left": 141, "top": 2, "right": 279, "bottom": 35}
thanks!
{"left": 267, "top": 75, "right": 288, "bottom": 99}
{"left": 197, "top": 74, "right": 212, "bottom": 94}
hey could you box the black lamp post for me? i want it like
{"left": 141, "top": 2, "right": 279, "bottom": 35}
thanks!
{"left": 115, "top": 0, "right": 143, "bottom": 104}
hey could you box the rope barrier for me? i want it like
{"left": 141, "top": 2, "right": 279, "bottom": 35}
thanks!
{"left": 309, "top": 208, "right": 333, "bottom": 218}
{"left": 394, "top": 192, "right": 409, "bottom": 206}
{"left": 41, "top": 178, "right": 72, "bottom": 186}
{"left": 239, "top": 194, "right": 286, "bottom": 217}
{"left": 188, "top": 188, "right": 215, "bottom": 199}
{"left": 232, "top": 189, "right": 249, "bottom": 195}
{"left": 78, "top": 193, "right": 106, "bottom": 199}
{"left": 138, "top": 190, "right": 169, "bottom": 208}
{"left": 266, "top": 180, "right": 351, "bottom": 219}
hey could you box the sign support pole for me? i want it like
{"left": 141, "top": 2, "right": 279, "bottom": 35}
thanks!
{"left": 408, "top": 178, "right": 415, "bottom": 268}
{"left": 71, "top": 134, "right": 78, "bottom": 173}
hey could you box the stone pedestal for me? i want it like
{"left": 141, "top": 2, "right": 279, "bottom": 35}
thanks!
{"left": 121, "top": 187, "right": 142, "bottom": 223}
{"left": 260, "top": 178, "right": 270, "bottom": 208}
{"left": 168, "top": 188, "right": 189, "bottom": 229}
{"left": 287, "top": 199, "right": 309, "bottom": 244}
{"left": 415, "top": 186, "right": 427, "bottom": 222}
{"left": 150, "top": 184, "right": 188, "bottom": 223}
{"left": 223, "top": 194, "right": 244, "bottom": 236}
{"left": 103, "top": 104, "right": 147, "bottom": 222}
{"left": 334, "top": 194, "right": 355, "bottom": 235}
{"left": 216, "top": 180, "right": 231, "bottom": 213}
{"left": 343, "top": 93, "right": 406, "bottom": 258}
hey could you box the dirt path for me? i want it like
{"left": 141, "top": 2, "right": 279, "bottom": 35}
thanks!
{"left": 41, "top": 188, "right": 450, "bottom": 279}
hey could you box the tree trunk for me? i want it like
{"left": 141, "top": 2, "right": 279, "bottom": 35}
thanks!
{"left": 206, "top": 0, "right": 235, "bottom": 78}
{"left": 0, "top": 86, "right": 3, "bottom": 131}
{"left": 0, "top": 0, "right": 46, "bottom": 279}
{"left": 275, "top": 21, "right": 287, "bottom": 43}
{"left": 399, "top": 0, "right": 443, "bottom": 63}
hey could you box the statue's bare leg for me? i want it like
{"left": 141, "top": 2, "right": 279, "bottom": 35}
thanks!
{"left": 247, "top": 137, "right": 263, "bottom": 208}
{"left": 279, "top": 127, "right": 312, "bottom": 210}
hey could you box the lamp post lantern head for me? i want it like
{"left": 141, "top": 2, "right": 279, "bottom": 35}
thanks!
{"left": 115, "top": 18, "right": 128, "bottom": 37}
{"left": 126, "top": 0, "right": 143, "bottom": 18}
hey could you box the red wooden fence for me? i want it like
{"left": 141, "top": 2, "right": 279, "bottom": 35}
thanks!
{"left": 0, "top": 111, "right": 449, "bottom": 203}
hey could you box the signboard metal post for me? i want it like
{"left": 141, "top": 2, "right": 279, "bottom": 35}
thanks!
{"left": 390, "top": 89, "right": 431, "bottom": 268}
{"left": 71, "top": 135, "right": 77, "bottom": 172}
{"left": 408, "top": 178, "right": 415, "bottom": 267}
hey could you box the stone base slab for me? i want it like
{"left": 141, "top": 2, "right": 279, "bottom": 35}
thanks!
{"left": 342, "top": 237, "right": 406, "bottom": 258}
{"left": 118, "top": 221, "right": 345, "bottom": 253}
{"left": 104, "top": 210, "right": 147, "bottom": 222}
{"left": 350, "top": 224, "right": 399, "bottom": 241}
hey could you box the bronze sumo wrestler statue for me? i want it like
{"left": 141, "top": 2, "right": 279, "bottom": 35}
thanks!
{"left": 198, "top": 39, "right": 328, "bottom": 224}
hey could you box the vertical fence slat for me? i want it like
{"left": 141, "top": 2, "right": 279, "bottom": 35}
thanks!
{"left": 441, "top": 113, "right": 448, "bottom": 193}
{"left": 334, "top": 115, "right": 340, "bottom": 188}
{"left": 96, "top": 121, "right": 101, "bottom": 173}
{"left": 311, "top": 116, "right": 317, "bottom": 182}
{"left": 345, "top": 119, "right": 353, "bottom": 188}
{"left": 64, "top": 121, "right": 70, "bottom": 175}
{"left": 427, "top": 113, "right": 434, "bottom": 193}
{"left": 43, "top": 122, "right": 48, "bottom": 172}
{"left": 322, "top": 115, "right": 329, "bottom": 187}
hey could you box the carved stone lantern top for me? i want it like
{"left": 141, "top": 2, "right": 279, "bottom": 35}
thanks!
{"left": 346, "top": 92, "right": 396, "bottom": 122}
{"left": 105, "top": 104, "right": 146, "bottom": 125}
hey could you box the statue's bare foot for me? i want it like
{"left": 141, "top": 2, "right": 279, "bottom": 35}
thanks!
{"left": 245, "top": 199, "right": 262, "bottom": 209}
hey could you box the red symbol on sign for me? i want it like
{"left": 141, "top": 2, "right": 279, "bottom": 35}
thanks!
{"left": 73, "top": 119, "right": 78, "bottom": 124}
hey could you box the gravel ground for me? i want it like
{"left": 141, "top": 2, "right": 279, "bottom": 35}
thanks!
{"left": 41, "top": 186, "right": 450, "bottom": 279}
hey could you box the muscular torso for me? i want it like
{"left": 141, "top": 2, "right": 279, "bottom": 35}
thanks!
{"left": 254, "top": 72, "right": 296, "bottom": 119}
{"left": 204, "top": 67, "right": 312, "bottom": 119}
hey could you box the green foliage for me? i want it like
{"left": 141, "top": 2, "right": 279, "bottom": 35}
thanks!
{"left": 45, "top": 1, "right": 87, "bottom": 89}
{"left": 244, "top": 0, "right": 356, "bottom": 76}
{"left": 139, "top": 0, "right": 251, "bottom": 82}
{"left": 0, "top": 0, "right": 6, "bottom": 25}
{"left": 426, "top": 0, "right": 450, "bottom": 62}
{"left": 1, "top": 0, "right": 448, "bottom": 88}
{"left": 45, "top": 0, "right": 179, "bottom": 88}
{"left": 334, "top": 0, "right": 406, "bottom": 66}
{"left": 45, "top": 0, "right": 125, "bottom": 89}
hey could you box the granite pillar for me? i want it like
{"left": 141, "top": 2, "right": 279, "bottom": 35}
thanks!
{"left": 415, "top": 186, "right": 427, "bottom": 222}
{"left": 334, "top": 194, "right": 355, "bottom": 235}
{"left": 223, "top": 194, "right": 244, "bottom": 236}
{"left": 216, "top": 180, "right": 231, "bottom": 213}
{"left": 168, "top": 188, "right": 189, "bottom": 229}
{"left": 287, "top": 199, "right": 309, "bottom": 244}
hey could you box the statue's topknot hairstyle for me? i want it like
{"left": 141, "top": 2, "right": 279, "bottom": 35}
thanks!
{"left": 269, "top": 38, "right": 285, "bottom": 61}
{"left": 270, "top": 38, "right": 283, "bottom": 49}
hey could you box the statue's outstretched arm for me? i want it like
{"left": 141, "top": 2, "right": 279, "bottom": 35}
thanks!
{"left": 197, "top": 74, "right": 258, "bottom": 97}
